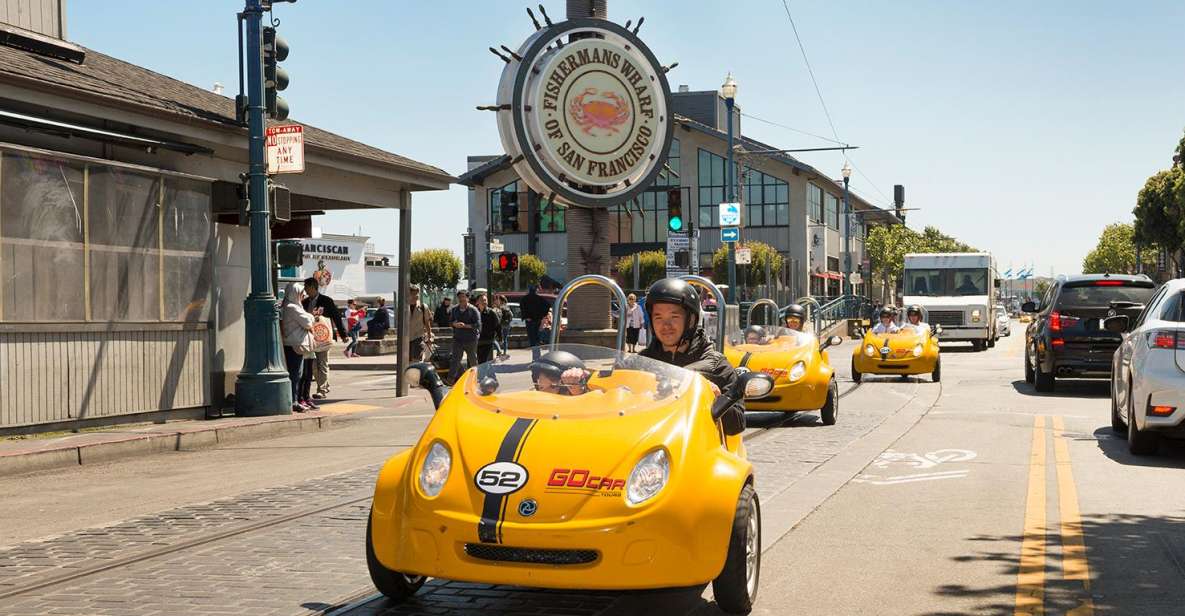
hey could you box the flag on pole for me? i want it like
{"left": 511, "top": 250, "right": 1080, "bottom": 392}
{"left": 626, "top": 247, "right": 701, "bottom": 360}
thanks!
{"left": 1003, "top": 268, "right": 1013, "bottom": 279}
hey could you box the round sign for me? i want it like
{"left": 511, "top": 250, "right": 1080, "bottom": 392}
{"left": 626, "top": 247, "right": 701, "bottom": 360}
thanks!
{"left": 497, "top": 19, "right": 674, "bottom": 208}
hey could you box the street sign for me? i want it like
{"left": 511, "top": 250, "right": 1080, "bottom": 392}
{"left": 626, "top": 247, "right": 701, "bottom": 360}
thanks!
{"left": 721, "top": 227, "right": 740, "bottom": 243}
{"left": 735, "top": 247, "right": 752, "bottom": 265}
{"left": 849, "top": 272, "right": 863, "bottom": 285}
{"left": 265, "top": 124, "right": 304, "bottom": 174}
{"left": 489, "top": 240, "right": 504, "bottom": 254}
{"left": 718, "top": 202, "right": 741, "bottom": 227}
{"left": 666, "top": 232, "right": 691, "bottom": 277}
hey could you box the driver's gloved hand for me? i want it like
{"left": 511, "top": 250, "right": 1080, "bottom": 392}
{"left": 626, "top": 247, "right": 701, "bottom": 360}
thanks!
{"left": 721, "top": 407, "right": 745, "bottom": 434}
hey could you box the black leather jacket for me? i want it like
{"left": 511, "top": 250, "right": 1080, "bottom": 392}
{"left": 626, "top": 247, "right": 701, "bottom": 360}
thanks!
{"left": 639, "top": 328, "right": 745, "bottom": 432}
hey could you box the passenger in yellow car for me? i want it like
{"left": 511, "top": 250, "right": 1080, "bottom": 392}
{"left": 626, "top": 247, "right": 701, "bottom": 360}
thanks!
{"left": 529, "top": 350, "right": 591, "bottom": 396}
{"left": 783, "top": 303, "right": 807, "bottom": 331}
{"left": 871, "top": 307, "right": 900, "bottom": 334}
{"left": 744, "top": 325, "right": 768, "bottom": 345}
{"left": 901, "top": 305, "right": 929, "bottom": 333}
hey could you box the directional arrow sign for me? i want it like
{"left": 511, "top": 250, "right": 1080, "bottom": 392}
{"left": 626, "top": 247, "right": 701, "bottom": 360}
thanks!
{"left": 721, "top": 227, "right": 740, "bottom": 243}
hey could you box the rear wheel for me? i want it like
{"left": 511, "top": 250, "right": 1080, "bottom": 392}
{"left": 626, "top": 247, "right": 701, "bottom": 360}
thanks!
{"left": 1128, "top": 381, "right": 1159, "bottom": 456}
{"left": 1111, "top": 375, "right": 1126, "bottom": 435}
{"left": 932, "top": 358, "right": 942, "bottom": 383}
{"left": 820, "top": 379, "right": 838, "bottom": 425}
{"left": 713, "top": 484, "right": 761, "bottom": 614}
{"left": 1033, "top": 351, "right": 1055, "bottom": 392}
{"left": 987, "top": 337, "right": 996, "bottom": 348}
{"left": 367, "top": 512, "right": 426, "bottom": 602}
{"left": 1024, "top": 344, "right": 1035, "bottom": 384}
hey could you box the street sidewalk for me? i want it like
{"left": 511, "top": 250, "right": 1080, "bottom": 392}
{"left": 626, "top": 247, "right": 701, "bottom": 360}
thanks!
{"left": 0, "top": 390, "right": 433, "bottom": 477}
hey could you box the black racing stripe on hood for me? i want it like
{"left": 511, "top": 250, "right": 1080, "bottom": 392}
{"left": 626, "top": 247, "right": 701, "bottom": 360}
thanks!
{"left": 477, "top": 418, "right": 537, "bottom": 544}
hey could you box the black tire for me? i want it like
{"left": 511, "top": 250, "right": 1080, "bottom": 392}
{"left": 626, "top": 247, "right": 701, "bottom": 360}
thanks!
{"left": 713, "top": 484, "right": 761, "bottom": 615}
{"left": 932, "top": 358, "right": 941, "bottom": 383}
{"left": 1111, "top": 375, "right": 1126, "bottom": 435}
{"left": 851, "top": 359, "right": 862, "bottom": 383}
{"left": 367, "top": 511, "right": 426, "bottom": 602}
{"left": 1024, "top": 344, "right": 1035, "bottom": 384}
{"left": 1127, "top": 382, "right": 1159, "bottom": 456}
{"left": 1033, "top": 351, "right": 1055, "bottom": 392}
{"left": 987, "top": 337, "right": 996, "bottom": 348}
{"left": 820, "top": 379, "right": 838, "bottom": 425}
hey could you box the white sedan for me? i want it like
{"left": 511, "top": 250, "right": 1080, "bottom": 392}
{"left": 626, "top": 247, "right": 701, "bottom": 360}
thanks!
{"left": 1109, "top": 278, "right": 1185, "bottom": 455}
{"left": 994, "top": 305, "right": 1011, "bottom": 337}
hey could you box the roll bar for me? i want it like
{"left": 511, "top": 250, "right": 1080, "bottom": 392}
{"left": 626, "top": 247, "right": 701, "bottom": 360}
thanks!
{"left": 747, "top": 299, "right": 780, "bottom": 326}
{"left": 796, "top": 296, "right": 822, "bottom": 331}
{"left": 549, "top": 274, "right": 629, "bottom": 351}
{"left": 680, "top": 275, "right": 727, "bottom": 352}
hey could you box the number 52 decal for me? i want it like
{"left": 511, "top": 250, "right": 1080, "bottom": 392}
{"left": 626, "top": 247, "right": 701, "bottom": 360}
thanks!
{"left": 474, "top": 461, "right": 530, "bottom": 495}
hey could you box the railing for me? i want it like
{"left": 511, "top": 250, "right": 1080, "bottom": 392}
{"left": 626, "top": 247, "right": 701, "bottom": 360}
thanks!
{"left": 811, "top": 295, "right": 876, "bottom": 335}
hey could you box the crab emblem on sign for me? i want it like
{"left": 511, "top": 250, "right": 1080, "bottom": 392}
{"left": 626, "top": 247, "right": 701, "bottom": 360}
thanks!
{"left": 568, "top": 88, "right": 631, "bottom": 135}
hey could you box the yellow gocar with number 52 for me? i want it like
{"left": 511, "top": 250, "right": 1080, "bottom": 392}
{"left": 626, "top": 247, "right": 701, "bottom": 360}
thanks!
{"left": 851, "top": 323, "right": 942, "bottom": 383}
{"left": 724, "top": 326, "right": 843, "bottom": 425}
{"left": 366, "top": 342, "right": 775, "bottom": 615}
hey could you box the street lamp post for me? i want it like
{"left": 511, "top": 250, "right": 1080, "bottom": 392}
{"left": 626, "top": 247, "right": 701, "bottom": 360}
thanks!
{"left": 721, "top": 73, "right": 738, "bottom": 304}
{"left": 234, "top": 0, "right": 292, "bottom": 416}
{"left": 841, "top": 161, "right": 852, "bottom": 299}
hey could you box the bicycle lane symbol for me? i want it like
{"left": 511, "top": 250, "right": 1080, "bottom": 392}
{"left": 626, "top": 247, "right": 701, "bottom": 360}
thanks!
{"left": 852, "top": 449, "right": 978, "bottom": 486}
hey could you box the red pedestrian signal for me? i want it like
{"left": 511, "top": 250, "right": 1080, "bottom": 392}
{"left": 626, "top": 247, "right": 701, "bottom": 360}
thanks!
{"left": 498, "top": 253, "right": 519, "bottom": 272}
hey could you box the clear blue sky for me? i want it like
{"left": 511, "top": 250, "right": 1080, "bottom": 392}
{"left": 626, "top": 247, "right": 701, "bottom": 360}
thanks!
{"left": 68, "top": 1, "right": 1185, "bottom": 275}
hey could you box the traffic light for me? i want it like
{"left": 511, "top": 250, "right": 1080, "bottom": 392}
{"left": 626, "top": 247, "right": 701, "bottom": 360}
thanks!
{"left": 498, "top": 253, "right": 519, "bottom": 272}
{"left": 263, "top": 27, "right": 290, "bottom": 120}
{"left": 666, "top": 188, "right": 684, "bottom": 232}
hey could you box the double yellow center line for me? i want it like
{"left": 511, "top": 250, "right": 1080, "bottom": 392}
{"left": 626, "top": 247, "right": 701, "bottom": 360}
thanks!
{"left": 1015, "top": 415, "right": 1094, "bottom": 615}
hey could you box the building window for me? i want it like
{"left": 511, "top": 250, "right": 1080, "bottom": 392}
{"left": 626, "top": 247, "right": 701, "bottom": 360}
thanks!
{"left": 807, "top": 183, "right": 823, "bottom": 223}
{"left": 656, "top": 138, "right": 680, "bottom": 187}
{"left": 0, "top": 150, "right": 212, "bottom": 323}
{"left": 489, "top": 181, "right": 565, "bottom": 234}
{"left": 741, "top": 168, "right": 789, "bottom": 227}
{"left": 697, "top": 148, "right": 728, "bottom": 228}
{"left": 536, "top": 194, "right": 565, "bottom": 233}
{"left": 610, "top": 187, "right": 683, "bottom": 244}
{"left": 825, "top": 193, "right": 839, "bottom": 230}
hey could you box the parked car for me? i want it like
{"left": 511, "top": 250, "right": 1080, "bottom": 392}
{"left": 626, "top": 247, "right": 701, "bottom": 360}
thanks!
{"left": 995, "top": 304, "right": 1011, "bottom": 337}
{"left": 505, "top": 302, "right": 526, "bottom": 329}
{"left": 1107, "top": 278, "right": 1185, "bottom": 455}
{"left": 1023, "top": 274, "right": 1156, "bottom": 392}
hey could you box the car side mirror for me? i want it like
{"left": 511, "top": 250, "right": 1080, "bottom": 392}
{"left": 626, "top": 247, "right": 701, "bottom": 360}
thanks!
{"left": 1021, "top": 301, "right": 1037, "bottom": 313}
{"left": 821, "top": 335, "right": 843, "bottom": 350}
{"left": 1103, "top": 315, "right": 1130, "bottom": 334}
{"left": 405, "top": 362, "right": 447, "bottom": 409}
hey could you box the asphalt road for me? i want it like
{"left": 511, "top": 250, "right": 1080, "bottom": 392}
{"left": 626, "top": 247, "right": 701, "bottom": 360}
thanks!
{"left": 3, "top": 328, "right": 1185, "bottom": 615}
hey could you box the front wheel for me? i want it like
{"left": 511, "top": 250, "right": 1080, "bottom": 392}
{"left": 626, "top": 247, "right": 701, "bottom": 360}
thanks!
{"left": 851, "top": 359, "right": 862, "bottom": 383}
{"left": 713, "top": 484, "right": 761, "bottom": 614}
{"left": 820, "top": 379, "right": 838, "bottom": 425}
{"left": 932, "top": 358, "right": 942, "bottom": 383}
{"left": 367, "top": 512, "right": 426, "bottom": 602}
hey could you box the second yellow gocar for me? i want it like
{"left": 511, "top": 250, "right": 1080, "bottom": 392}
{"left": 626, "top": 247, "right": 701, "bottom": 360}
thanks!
{"left": 851, "top": 324, "right": 941, "bottom": 383}
{"left": 723, "top": 326, "right": 843, "bottom": 425}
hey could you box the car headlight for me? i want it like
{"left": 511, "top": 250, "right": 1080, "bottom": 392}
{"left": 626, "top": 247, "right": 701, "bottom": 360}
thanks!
{"left": 789, "top": 361, "right": 807, "bottom": 382}
{"left": 913, "top": 343, "right": 924, "bottom": 357}
{"left": 626, "top": 449, "right": 669, "bottom": 505}
{"left": 864, "top": 344, "right": 876, "bottom": 357}
{"left": 419, "top": 442, "right": 451, "bottom": 497}
{"left": 971, "top": 309, "right": 982, "bottom": 323}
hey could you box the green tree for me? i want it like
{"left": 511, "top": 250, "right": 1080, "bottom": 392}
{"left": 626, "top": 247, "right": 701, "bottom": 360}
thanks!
{"left": 1133, "top": 168, "right": 1185, "bottom": 259}
{"left": 710, "top": 241, "right": 784, "bottom": 287}
{"left": 865, "top": 224, "right": 920, "bottom": 300}
{"left": 408, "top": 248, "right": 461, "bottom": 291}
{"left": 916, "top": 226, "right": 976, "bottom": 253}
{"left": 1081, "top": 222, "right": 1155, "bottom": 274}
{"left": 1034, "top": 279, "right": 1051, "bottom": 298}
{"left": 614, "top": 251, "right": 667, "bottom": 290}
{"left": 489, "top": 253, "right": 547, "bottom": 291}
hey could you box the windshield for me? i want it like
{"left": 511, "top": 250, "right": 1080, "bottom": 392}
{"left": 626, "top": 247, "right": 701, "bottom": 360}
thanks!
{"left": 1055, "top": 283, "right": 1155, "bottom": 309}
{"left": 905, "top": 268, "right": 990, "bottom": 296}
{"left": 727, "top": 326, "right": 815, "bottom": 351}
{"left": 460, "top": 344, "right": 694, "bottom": 419}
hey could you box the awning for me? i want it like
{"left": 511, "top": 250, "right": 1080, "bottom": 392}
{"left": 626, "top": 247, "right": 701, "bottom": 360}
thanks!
{"left": 812, "top": 271, "right": 844, "bottom": 281}
{"left": 0, "top": 108, "right": 212, "bottom": 155}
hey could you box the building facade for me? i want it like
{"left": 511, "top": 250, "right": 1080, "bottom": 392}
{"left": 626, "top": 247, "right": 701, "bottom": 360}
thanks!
{"left": 459, "top": 88, "right": 898, "bottom": 300}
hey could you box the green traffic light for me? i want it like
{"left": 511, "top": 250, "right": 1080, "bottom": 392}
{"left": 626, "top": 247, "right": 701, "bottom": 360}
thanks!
{"left": 668, "top": 216, "right": 683, "bottom": 232}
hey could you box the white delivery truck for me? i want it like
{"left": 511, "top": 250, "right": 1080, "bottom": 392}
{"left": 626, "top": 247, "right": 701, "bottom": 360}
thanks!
{"left": 902, "top": 253, "right": 998, "bottom": 351}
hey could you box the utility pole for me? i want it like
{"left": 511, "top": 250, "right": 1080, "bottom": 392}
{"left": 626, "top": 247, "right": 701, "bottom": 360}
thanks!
{"left": 234, "top": 0, "right": 291, "bottom": 416}
{"left": 722, "top": 76, "right": 738, "bottom": 303}
{"left": 841, "top": 161, "right": 852, "bottom": 299}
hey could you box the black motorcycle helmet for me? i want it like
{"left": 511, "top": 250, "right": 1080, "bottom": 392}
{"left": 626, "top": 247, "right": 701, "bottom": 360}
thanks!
{"left": 783, "top": 303, "right": 807, "bottom": 329}
{"left": 529, "top": 350, "right": 587, "bottom": 395}
{"left": 744, "top": 325, "right": 766, "bottom": 341}
{"left": 906, "top": 305, "right": 923, "bottom": 319}
{"left": 644, "top": 278, "right": 701, "bottom": 344}
{"left": 879, "top": 306, "right": 895, "bottom": 319}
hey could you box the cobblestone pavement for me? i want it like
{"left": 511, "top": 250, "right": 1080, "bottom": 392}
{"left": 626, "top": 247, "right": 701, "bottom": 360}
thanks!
{"left": 0, "top": 341, "right": 943, "bottom": 615}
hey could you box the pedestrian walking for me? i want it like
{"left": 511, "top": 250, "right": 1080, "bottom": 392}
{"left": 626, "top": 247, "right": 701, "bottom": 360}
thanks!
{"left": 406, "top": 284, "right": 434, "bottom": 362}
{"left": 367, "top": 297, "right": 391, "bottom": 340}
{"left": 476, "top": 293, "right": 501, "bottom": 364}
{"left": 280, "top": 282, "right": 315, "bottom": 413}
{"left": 521, "top": 285, "right": 551, "bottom": 359}
{"left": 448, "top": 290, "right": 481, "bottom": 383}
{"left": 624, "top": 293, "right": 644, "bottom": 353}
{"left": 433, "top": 297, "right": 452, "bottom": 328}
{"left": 344, "top": 299, "right": 365, "bottom": 358}
{"left": 302, "top": 277, "right": 348, "bottom": 400}
{"left": 494, "top": 294, "right": 513, "bottom": 359}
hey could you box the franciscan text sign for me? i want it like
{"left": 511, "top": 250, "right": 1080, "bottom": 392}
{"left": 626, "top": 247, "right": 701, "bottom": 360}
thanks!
{"left": 497, "top": 19, "right": 673, "bottom": 208}
{"left": 266, "top": 125, "right": 305, "bottom": 174}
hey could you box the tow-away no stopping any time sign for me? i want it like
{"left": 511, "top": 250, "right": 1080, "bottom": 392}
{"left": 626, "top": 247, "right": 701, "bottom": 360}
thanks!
{"left": 266, "top": 124, "right": 305, "bottom": 174}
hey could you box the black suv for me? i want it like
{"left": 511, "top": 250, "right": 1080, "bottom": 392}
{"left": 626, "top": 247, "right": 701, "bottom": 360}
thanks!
{"left": 1023, "top": 274, "right": 1155, "bottom": 392}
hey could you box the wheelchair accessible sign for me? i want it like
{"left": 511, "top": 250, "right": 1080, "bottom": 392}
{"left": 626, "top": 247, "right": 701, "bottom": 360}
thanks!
{"left": 718, "top": 202, "right": 741, "bottom": 226}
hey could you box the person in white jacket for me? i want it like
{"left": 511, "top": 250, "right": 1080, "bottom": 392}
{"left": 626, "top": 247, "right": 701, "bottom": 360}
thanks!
{"left": 871, "top": 307, "right": 900, "bottom": 335}
{"left": 280, "top": 282, "right": 316, "bottom": 413}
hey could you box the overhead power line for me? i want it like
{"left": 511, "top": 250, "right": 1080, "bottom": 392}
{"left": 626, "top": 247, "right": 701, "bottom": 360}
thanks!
{"left": 740, "top": 112, "right": 849, "bottom": 147}
{"left": 779, "top": 0, "right": 840, "bottom": 142}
